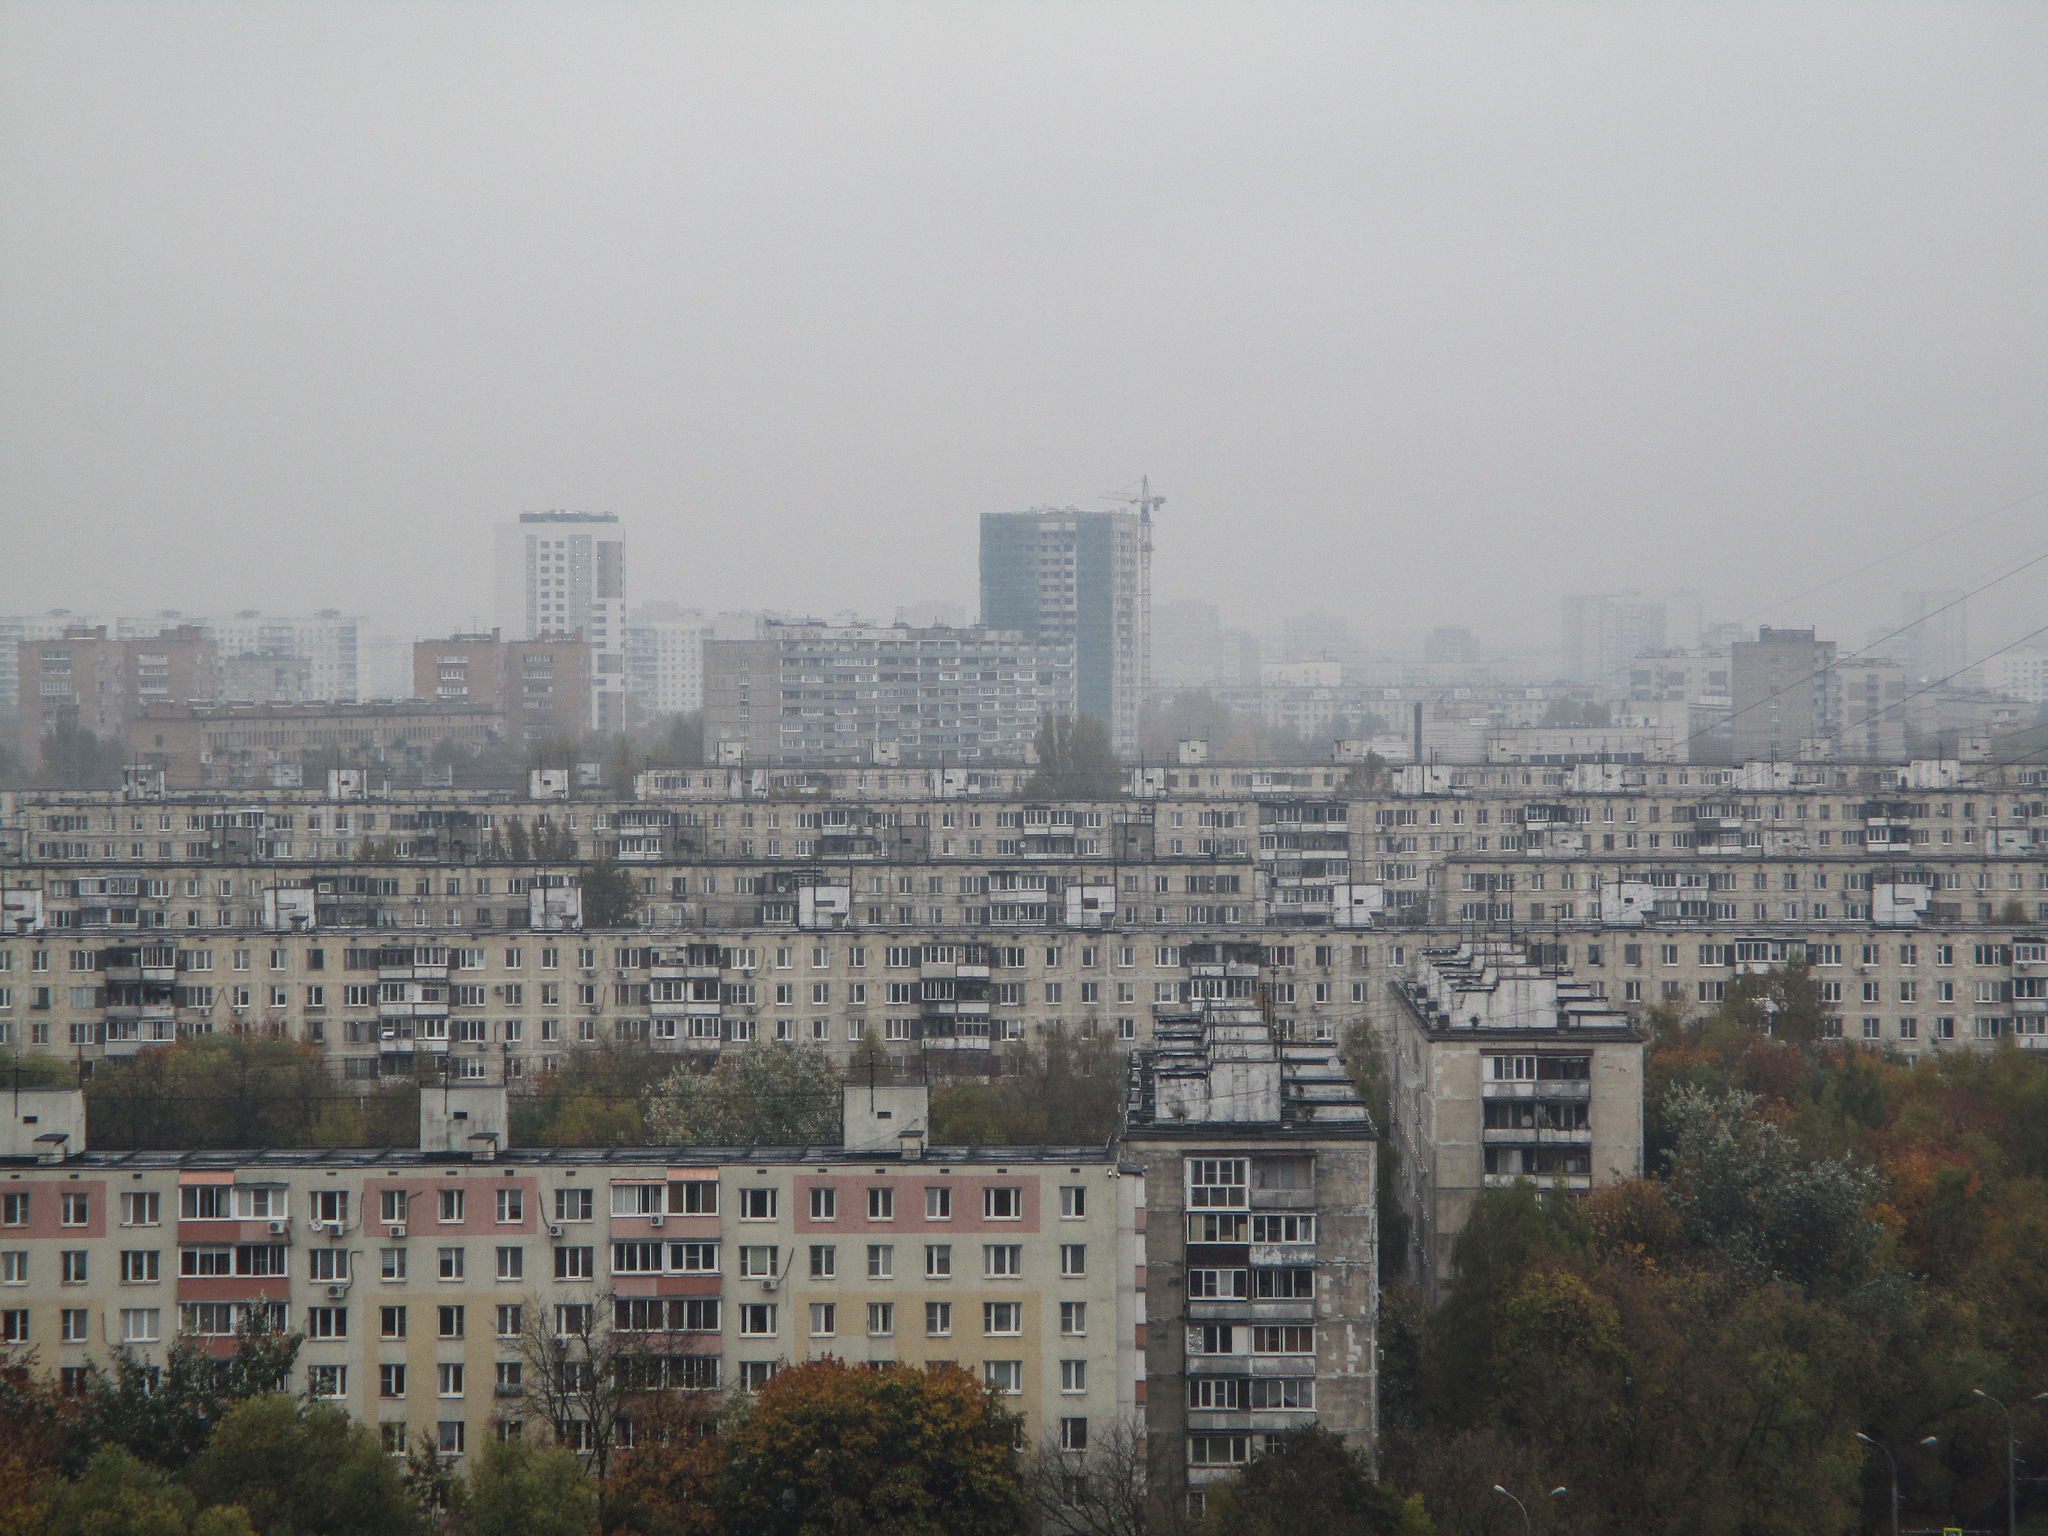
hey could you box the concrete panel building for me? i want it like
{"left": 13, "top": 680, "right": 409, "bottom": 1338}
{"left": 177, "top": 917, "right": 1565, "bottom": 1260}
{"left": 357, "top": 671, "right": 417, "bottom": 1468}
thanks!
{"left": 414, "top": 633, "right": 592, "bottom": 748}
{"left": 493, "top": 513, "right": 628, "bottom": 732}
{"left": 1386, "top": 940, "right": 1644, "bottom": 1299}
{"left": 0, "top": 1084, "right": 1140, "bottom": 1469}
{"left": 1124, "top": 958, "right": 1378, "bottom": 1504}
{"left": 980, "top": 508, "right": 1144, "bottom": 758}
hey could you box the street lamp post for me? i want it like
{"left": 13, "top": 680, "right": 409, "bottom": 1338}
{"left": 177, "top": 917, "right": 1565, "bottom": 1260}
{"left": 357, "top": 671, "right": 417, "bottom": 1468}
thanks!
{"left": 1856, "top": 1432, "right": 1938, "bottom": 1536}
{"left": 1491, "top": 1484, "right": 1567, "bottom": 1535}
{"left": 1973, "top": 1388, "right": 2048, "bottom": 1536}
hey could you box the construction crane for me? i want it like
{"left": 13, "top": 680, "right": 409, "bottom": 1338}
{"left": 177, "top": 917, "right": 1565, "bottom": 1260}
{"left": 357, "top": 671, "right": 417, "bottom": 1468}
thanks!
{"left": 1101, "top": 476, "right": 1165, "bottom": 738}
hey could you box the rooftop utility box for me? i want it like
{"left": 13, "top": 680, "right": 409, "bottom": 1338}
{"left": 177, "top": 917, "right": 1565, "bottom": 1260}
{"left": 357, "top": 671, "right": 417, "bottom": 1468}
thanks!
{"left": 1, "top": 1089, "right": 86, "bottom": 1161}
{"left": 420, "top": 1084, "right": 510, "bottom": 1157}
{"left": 842, "top": 1084, "right": 930, "bottom": 1156}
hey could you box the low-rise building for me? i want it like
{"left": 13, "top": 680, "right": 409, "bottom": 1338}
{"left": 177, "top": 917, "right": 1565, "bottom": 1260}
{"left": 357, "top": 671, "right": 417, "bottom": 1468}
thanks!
{"left": 0, "top": 1083, "right": 1140, "bottom": 1465}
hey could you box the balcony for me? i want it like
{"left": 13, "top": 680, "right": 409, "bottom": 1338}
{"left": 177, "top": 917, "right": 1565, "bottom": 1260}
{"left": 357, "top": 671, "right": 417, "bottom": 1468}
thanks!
{"left": 105, "top": 1003, "right": 177, "bottom": 1023}
{"left": 1482, "top": 1173, "right": 1592, "bottom": 1192}
{"left": 1482, "top": 1127, "right": 1593, "bottom": 1146}
{"left": 650, "top": 966, "right": 721, "bottom": 982}
{"left": 1248, "top": 1189, "right": 1315, "bottom": 1210}
{"left": 1479, "top": 1079, "right": 1591, "bottom": 1101}
{"left": 1247, "top": 1242, "right": 1315, "bottom": 1267}
{"left": 379, "top": 965, "right": 447, "bottom": 982}
{"left": 104, "top": 964, "right": 176, "bottom": 985}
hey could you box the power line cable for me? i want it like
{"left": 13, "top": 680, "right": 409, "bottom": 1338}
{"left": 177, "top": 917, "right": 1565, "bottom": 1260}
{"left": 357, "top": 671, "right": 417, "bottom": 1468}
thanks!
{"left": 1685, "top": 548, "right": 2048, "bottom": 755}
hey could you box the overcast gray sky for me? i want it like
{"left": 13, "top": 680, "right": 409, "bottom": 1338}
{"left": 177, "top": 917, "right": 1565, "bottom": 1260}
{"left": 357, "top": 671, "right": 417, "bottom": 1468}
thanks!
{"left": 2, "top": 1, "right": 2043, "bottom": 657}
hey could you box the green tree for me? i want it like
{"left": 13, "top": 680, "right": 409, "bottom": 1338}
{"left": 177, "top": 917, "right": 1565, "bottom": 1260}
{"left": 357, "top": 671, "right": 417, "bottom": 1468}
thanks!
{"left": 929, "top": 1025, "right": 1124, "bottom": 1145}
{"left": 578, "top": 857, "right": 641, "bottom": 928}
{"left": 1023, "top": 715, "right": 1122, "bottom": 799}
{"left": 186, "top": 1394, "right": 427, "bottom": 1536}
{"left": 505, "top": 817, "right": 532, "bottom": 862}
{"left": 1200, "top": 1426, "right": 1431, "bottom": 1536}
{"left": 465, "top": 1436, "right": 598, "bottom": 1536}
{"left": 646, "top": 1042, "right": 843, "bottom": 1145}
{"left": 1343, "top": 1023, "right": 1412, "bottom": 1283}
{"left": 713, "top": 1360, "right": 1026, "bottom": 1536}
{"left": 658, "top": 711, "right": 705, "bottom": 767}
{"left": 46, "top": 1446, "right": 196, "bottom": 1536}
{"left": 1661, "top": 1085, "right": 1885, "bottom": 1292}
{"left": 78, "top": 1306, "right": 302, "bottom": 1473}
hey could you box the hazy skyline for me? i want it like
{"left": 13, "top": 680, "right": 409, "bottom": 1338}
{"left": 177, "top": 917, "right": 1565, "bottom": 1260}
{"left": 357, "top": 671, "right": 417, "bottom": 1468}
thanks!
{"left": 2, "top": 2, "right": 2043, "bottom": 659}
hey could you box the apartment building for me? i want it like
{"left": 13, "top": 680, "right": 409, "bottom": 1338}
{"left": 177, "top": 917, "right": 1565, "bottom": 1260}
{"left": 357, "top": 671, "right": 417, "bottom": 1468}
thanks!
{"left": 491, "top": 512, "right": 628, "bottom": 732}
{"left": 1386, "top": 940, "right": 1643, "bottom": 1298}
{"left": 980, "top": 508, "right": 1144, "bottom": 759}
{"left": 200, "top": 613, "right": 362, "bottom": 704}
{"left": 0, "top": 758, "right": 2041, "bottom": 1075}
{"left": 623, "top": 616, "right": 708, "bottom": 719}
{"left": 1562, "top": 593, "right": 1666, "bottom": 690}
{"left": 413, "top": 633, "right": 592, "bottom": 748}
{"left": 1124, "top": 968, "right": 1378, "bottom": 1500}
{"left": 14, "top": 626, "right": 218, "bottom": 765}
{"left": 126, "top": 702, "right": 503, "bottom": 789}
{"left": 702, "top": 623, "right": 1074, "bottom": 768}
{"left": 0, "top": 1084, "right": 1139, "bottom": 1464}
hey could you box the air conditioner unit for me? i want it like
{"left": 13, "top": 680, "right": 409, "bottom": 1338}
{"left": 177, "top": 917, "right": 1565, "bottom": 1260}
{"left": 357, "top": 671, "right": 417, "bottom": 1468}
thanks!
{"left": 327, "top": 1283, "right": 348, "bottom": 1300}
{"left": 648, "top": 1214, "right": 663, "bottom": 1228}
{"left": 760, "top": 1277, "right": 778, "bottom": 1292}
{"left": 548, "top": 1223, "right": 564, "bottom": 1239}
{"left": 268, "top": 1221, "right": 287, "bottom": 1236}
{"left": 307, "top": 1219, "right": 326, "bottom": 1235}
{"left": 388, "top": 1223, "right": 407, "bottom": 1239}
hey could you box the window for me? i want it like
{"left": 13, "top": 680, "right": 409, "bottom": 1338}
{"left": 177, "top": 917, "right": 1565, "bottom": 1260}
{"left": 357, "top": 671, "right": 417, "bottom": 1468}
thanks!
{"left": 1, "top": 1195, "right": 26, "bottom": 1227}
{"left": 496, "top": 1189, "right": 523, "bottom": 1223}
{"left": 984, "top": 1187, "right": 1022, "bottom": 1220}
{"left": 555, "top": 1247, "right": 594, "bottom": 1280}
{"left": 308, "top": 1364, "right": 347, "bottom": 1398}
{"left": 739, "top": 1189, "right": 777, "bottom": 1221}
{"left": 925, "top": 1244, "right": 952, "bottom": 1278}
{"left": 1060, "top": 1418, "right": 1088, "bottom": 1452}
{"left": 983, "top": 1360, "right": 1023, "bottom": 1395}
{"left": 436, "top": 1189, "right": 466, "bottom": 1223}
{"left": 61, "top": 1251, "right": 87, "bottom": 1284}
{"left": 1060, "top": 1302, "right": 1086, "bottom": 1336}
{"left": 672, "top": 1242, "right": 719, "bottom": 1273}
{"left": 924, "top": 1186, "right": 951, "bottom": 1220}
{"left": 1, "top": 1253, "right": 23, "bottom": 1285}
{"left": 1252, "top": 1325, "right": 1314, "bottom": 1355}
{"left": 120, "top": 1192, "right": 161, "bottom": 1226}
{"left": 810, "top": 1303, "right": 836, "bottom": 1337}
{"left": 867, "top": 1302, "right": 895, "bottom": 1337}
{"left": 120, "top": 1250, "right": 159, "bottom": 1283}
{"left": 438, "top": 1363, "right": 465, "bottom": 1397}
{"left": 984, "top": 1245, "right": 1022, "bottom": 1278}
{"left": 1059, "top": 1244, "right": 1086, "bottom": 1277}
{"left": 120, "top": 1308, "right": 160, "bottom": 1342}
{"left": 867, "top": 1187, "right": 894, "bottom": 1220}
{"left": 439, "top": 1248, "right": 465, "bottom": 1281}
{"left": 925, "top": 1301, "right": 952, "bottom": 1336}
{"left": 496, "top": 1247, "right": 524, "bottom": 1281}
{"left": 438, "top": 1423, "right": 465, "bottom": 1456}
{"left": 438, "top": 1306, "right": 465, "bottom": 1339}
{"left": 809, "top": 1244, "right": 836, "bottom": 1279}
{"left": 554, "top": 1189, "right": 593, "bottom": 1223}
{"left": 1059, "top": 1186, "right": 1085, "bottom": 1219}
{"left": 1186, "top": 1159, "right": 1247, "bottom": 1209}
{"left": 738, "top": 1304, "right": 777, "bottom": 1336}
{"left": 306, "top": 1306, "right": 346, "bottom": 1339}
{"left": 739, "top": 1246, "right": 778, "bottom": 1278}
{"left": 60, "top": 1193, "right": 89, "bottom": 1226}
{"left": 0, "top": 1310, "right": 26, "bottom": 1343}
{"left": 809, "top": 1187, "right": 836, "bottom": 1220}
{"left": 1060, "top": 1359, "right": 1087, "bottom": 1393}
{"left": 867, "top": 1244, "right": 894, "bottom": 1280}
{"left": 381, "top": 1306, "right": 408, "bottom": 1339}
{"left": 738, "top": 1361, "right": 778, "bottom": 1393}
{"left": 496, "top": 1305, "right": 523, "bottom": 1338}
{"left": 380, "top": 1364, "right": 407, "bottom": 1398}
{"left": 381, "top": 1249, "right": 407, "bottom": 1281}
{"left": 984, "top": 1302, "right": 1022, "bottom": 1335}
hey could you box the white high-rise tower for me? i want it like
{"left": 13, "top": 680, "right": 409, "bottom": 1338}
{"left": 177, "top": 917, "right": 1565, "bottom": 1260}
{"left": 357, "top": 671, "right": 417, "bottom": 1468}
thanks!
{"left": 492, "top": 511, "right": 629, "bottom": 732}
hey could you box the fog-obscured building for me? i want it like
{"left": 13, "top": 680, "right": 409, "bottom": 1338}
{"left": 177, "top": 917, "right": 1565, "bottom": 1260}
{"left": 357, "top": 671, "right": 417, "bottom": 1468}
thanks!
{"left": 493, "top": 511, "right": 628, "bottom": 731}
